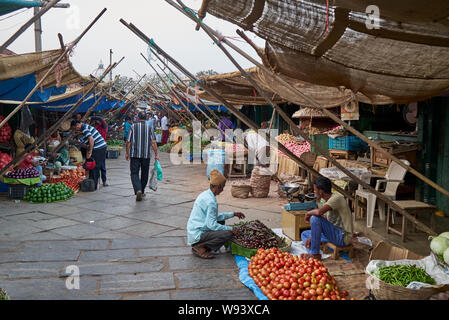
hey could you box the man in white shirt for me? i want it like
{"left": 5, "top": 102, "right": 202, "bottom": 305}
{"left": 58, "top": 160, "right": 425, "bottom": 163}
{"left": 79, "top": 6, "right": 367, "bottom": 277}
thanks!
{"left": 245, "top": 121, "right": 270, "bottom": 167}
{"left": 160, "top": 112, "right": 170, "bottom": 145}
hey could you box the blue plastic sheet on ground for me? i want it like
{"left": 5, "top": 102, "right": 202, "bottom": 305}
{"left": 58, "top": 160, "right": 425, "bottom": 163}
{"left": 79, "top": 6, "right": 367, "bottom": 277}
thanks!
{"left": 234, "top": 255, "right": 268, "bottom": 300}
{"left": 326, "top": 247, "right": 351, "bottom": 261}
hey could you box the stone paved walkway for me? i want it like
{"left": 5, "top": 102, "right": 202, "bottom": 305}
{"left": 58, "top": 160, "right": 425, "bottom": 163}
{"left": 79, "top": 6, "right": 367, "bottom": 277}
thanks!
{"left": 0, "top": 152, "right": 371, "bottom": 300}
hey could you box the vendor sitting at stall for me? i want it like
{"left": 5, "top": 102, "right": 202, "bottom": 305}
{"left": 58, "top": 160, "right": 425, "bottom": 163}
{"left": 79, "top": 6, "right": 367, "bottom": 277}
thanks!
{"left": 187, "top": 170, "right": 246, "bottom": 259}
{"left": 300, "top": 177, "right": 353, "bottom": 261}
{"left": 20, "top": 143, "right": 46, "bottom": 186}
{"left": 14, "top": 127, "right": 35, "bottom": 157}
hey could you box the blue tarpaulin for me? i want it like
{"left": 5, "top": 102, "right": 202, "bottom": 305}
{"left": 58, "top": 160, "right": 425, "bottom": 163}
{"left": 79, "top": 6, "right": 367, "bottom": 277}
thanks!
{"left": 168, "top": 100, "right": 227, "bottom": 112}
{"left": 0, "top": 0, "right": 40, "bottom": 16}
{"left": 0, "top": 72, "right": 67, "bottom": 102}
{"left": 30, "top": 93, "right": 124, "bottom": 113}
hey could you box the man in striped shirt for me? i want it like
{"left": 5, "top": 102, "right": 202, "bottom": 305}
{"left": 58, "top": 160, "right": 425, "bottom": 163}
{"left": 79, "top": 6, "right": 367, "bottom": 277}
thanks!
{"left": 126, "top": 111, "right": 159, "bottom": 201}
{"left": 71, "top": 120, "right": 107, "bottom": 191}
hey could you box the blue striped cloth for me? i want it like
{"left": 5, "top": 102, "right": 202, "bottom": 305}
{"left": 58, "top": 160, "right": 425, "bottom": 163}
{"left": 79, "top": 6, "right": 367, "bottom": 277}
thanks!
{"left": 80, "top": 124, "right": 107, "bottom": 149}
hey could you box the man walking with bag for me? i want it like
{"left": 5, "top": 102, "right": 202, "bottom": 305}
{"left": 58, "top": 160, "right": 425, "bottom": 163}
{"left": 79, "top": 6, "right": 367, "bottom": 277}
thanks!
{"left": 126, "top": 111, "right": 159, "bottom": 201}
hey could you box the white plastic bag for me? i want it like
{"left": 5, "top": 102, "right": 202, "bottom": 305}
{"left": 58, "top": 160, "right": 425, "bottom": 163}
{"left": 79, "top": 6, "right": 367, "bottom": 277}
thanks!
{"left": 149, "top": 167, "right": 158, "bottom": 191}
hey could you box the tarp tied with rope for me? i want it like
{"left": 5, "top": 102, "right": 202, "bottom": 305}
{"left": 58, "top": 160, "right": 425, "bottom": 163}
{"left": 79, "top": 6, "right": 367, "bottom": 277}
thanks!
{"left": 0, "top": 49, "right": 83, "bottom": 103}
{"left": 189, "top": 67, "right": 369, "bottom": 108}
{"left": 200, "top": 0, "right": 449, "bottom": 105}
{"left": 0, "top": 0, "right": 41, "bottom": 16}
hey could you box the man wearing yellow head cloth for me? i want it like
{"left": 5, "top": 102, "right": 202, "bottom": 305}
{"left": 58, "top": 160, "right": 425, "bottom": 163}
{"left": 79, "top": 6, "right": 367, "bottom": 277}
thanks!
{"left": 187, "top": 170, "right": 245, "bottom": 259}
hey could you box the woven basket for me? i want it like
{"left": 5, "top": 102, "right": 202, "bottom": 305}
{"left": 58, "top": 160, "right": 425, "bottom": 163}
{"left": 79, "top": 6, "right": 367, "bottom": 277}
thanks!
{"left": 250, "top": 167, "right": 272, "bottom": 198}
{"left": 366, "top": 274, "right": 449, "bottom": 300}
{"left": 231, "top": 184, "right": 252, "bottom": 199}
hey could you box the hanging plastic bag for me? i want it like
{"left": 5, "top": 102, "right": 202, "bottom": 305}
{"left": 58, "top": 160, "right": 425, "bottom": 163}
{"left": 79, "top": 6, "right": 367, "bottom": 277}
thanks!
{"left": 155, "top": 160, "right": 163, "bottom": 181}
{"left": 149, "top": 167, "right": 158, "bottom": 191}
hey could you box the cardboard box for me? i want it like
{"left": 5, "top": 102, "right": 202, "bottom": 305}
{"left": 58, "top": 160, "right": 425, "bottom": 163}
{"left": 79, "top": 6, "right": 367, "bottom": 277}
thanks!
{"left": 281, "top": 208, "right": 310, "bottom": 241}
{"left": 369, "top": 241, "right": 424, "bottom": 261}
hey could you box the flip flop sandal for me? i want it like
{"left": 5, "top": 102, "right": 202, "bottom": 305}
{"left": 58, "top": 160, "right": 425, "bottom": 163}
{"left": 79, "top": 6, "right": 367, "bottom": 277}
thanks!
{"left": 192, "top": 247, "right": 214, "bottom": 259}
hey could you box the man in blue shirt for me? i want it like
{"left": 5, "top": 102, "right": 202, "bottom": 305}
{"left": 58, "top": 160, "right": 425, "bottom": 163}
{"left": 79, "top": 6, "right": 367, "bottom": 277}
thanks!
{"left": 187, "top": 170, "right": 245, "bottom": 259}
{"left": 71, "top": 120, "right": 107, "bottom": 191}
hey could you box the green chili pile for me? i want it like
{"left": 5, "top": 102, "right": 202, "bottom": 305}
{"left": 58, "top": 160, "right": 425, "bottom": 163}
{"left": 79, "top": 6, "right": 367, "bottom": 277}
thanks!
{"left": 372, "top": 264, "right": 436, "bottom": 287}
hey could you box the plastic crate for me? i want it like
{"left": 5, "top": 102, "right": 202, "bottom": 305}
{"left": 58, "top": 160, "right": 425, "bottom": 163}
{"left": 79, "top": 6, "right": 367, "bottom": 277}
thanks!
{"left": 0, "top": 181, "right": 8, "bottom": 193}
{"left": 329, "top": 136, "right": 367, "bottom": 151}
{"left": 106, "top": 149, "right": 119, "bottom": 159}
{"left": 7, "top": 184, "right": 36, "bottom": 200}
{"left": 184, "top": 153, "right": 203, "bottom": 162}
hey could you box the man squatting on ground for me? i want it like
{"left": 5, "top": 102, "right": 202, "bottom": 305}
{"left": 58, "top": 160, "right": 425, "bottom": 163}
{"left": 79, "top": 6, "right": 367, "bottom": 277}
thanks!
{"left": 187, "top": 170, "right": 246, "bottom": 259}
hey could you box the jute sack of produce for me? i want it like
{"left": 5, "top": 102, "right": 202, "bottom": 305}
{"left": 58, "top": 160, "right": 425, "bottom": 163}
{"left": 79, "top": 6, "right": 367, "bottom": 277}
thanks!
{"left": 250, "top": 166, "right": 273, "bottom": 198}
{"left": 277, "top": 174, "right": 303, "bottom": 198}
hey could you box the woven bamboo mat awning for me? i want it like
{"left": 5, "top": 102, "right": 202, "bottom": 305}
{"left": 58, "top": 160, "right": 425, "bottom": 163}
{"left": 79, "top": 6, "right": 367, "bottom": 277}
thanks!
{"left": 199, "top": 0, "right": 449, "bottom": 105}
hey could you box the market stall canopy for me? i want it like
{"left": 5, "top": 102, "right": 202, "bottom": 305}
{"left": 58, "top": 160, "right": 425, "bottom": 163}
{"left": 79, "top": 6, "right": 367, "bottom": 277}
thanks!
{"left": 201, "top": 0, "right": 449, "bottom": 105}
{"left": 0, "top": 0, "right": 41, "bottom": 16}
{"left": 194, "top": 67, "right": 366, "bottom": 108}
{"left": 0, "top": 49, "right": 83, "bottom": 103}
{"left": 181, "top": 69, "right": 286, "bottom": 106}
{"left": 27, "top": 92, "right": 124, "bottom": 113}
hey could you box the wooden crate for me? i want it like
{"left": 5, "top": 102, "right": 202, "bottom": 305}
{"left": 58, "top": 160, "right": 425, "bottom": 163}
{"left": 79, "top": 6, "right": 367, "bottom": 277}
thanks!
{"left": 370, "top": 143, "right": 419, "bottom": 168}
{"left": 281, "top": 208, "right": 310, "bottom": 241}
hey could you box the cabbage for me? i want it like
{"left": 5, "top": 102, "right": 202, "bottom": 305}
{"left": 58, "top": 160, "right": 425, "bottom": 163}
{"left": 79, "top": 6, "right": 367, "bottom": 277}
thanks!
{"left": 430, "top": 236, "right": 449, "bottom": 256}
{"left": 439, "top": 232, "right": 449, "bottom": 241}
{"left": 444, "top": 248, "right": 449, "bottom": 265}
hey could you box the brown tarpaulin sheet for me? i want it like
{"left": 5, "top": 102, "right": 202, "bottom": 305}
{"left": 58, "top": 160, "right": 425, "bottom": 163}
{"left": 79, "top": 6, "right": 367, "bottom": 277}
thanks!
{"left": 189, "top": 67, "right": 380, "bottom": 107}
{"left": 0, "top": 49, "right": 83, "bottom": 89}
{"left": 202, "top": 0, "right": 449, "bottom": 105}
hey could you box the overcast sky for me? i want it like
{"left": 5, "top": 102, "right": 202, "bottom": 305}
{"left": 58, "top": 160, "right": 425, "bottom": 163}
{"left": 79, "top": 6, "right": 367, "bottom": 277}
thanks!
{"left": 0, "top": 0, "right": 265, "bottom": 79}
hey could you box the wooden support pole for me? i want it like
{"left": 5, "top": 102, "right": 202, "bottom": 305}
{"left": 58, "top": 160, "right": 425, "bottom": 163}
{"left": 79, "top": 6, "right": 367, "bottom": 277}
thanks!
{"left": 0, "top": 8, "right": 108, "bottom": 130}
{"left": 166, "top": 2, "right": 449, "bottom": 201}
{"left": 119, "top": 18, "right": 354, "bottom": 203}
{"left": 0, "top": 0, "right": 62, "bottom": 54}
{"left": 53, "top": 68, "right": 123, "bottom": 154}
{"left": 0, "top": 62, "right": 116, "bottom": 176}
{"left": 169, "top": 0, "right": 438, "bottom": 236}
{"left": 147, "top": 47, "right": 232, "bottom": 136}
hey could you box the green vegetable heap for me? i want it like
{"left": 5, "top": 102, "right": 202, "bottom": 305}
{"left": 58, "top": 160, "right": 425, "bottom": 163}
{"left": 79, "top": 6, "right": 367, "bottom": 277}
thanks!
{"left": 232, "top": 220, "right": 287, "bottom": 249}
{"left": 107, "top": 139, "right": 124, "bottom": 146}
{"left": 373, "top": 264, "right": 436, "bottom": 287}
{"left": 23, "top": 183, "right": 74, "bottom": 203}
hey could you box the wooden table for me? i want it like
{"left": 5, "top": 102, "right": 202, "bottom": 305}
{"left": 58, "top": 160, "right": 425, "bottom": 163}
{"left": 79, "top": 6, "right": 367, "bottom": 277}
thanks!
{"left": 329, "top": 149, "right": 357, "bottom": 160}
{"left": 386, "top": 200, "right": 436, "bottom": 242}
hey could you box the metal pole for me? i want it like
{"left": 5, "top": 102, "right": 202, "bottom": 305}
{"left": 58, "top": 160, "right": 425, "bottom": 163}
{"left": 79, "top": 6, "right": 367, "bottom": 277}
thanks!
{"left": 0, "top": 8, "right": 108, "bottom": 130}
{"left": 0, "top": 0, "right": 62, "bottom": 54}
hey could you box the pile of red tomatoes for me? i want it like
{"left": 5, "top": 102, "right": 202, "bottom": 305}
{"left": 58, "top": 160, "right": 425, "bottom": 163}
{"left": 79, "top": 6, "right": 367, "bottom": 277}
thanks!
{"left": 248, "top": 248, "right": 354, "bottom": 300}
{"left": 0, "top": 116, "right": 12, "bottom": 143}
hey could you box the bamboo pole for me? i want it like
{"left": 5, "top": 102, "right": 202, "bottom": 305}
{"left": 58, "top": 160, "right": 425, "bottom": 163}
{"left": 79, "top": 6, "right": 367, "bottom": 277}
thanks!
{"left": 143, "top": 83, "right": 186, "bottom": 122}
{"left": 147, "top": 46, "right": 230, "bottom": 130}
{"left": 0, "top": 8, "right": 108, "bottom": 130}
{"left": 119, "top": 18, "right": 355, "bottom": 203}
{"left": 169, "top": 0, "right": 438, "bottom": 236}
{"left": 104, "top": 74, "right": 146, "bottom": 120}
{"left": 0, "top": 0, "right": 62, "bottom": 54}
{"left": 155, "top": 64, "right": 212, "bottom": 134}
{"left": 53, "top": 70, "right": 124, "bottom": 154}
{"left": 167, "top": 0, "right": 449, "bottom": 201}
{"left": 146, "top": 61, "right": 204, "bottom": 128}
{"left": 0, "top": 61, "right": 117, "bottom": 176}
{"left": 148, "top": 47, "right": 233, "bottom": 136}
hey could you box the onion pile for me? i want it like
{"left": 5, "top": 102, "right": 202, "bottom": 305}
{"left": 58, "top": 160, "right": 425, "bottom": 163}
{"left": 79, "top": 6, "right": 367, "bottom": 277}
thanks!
{"left": 5, "top": 167, "right": 40, "bottom": 179}
{"left": 225, "top": 144, "right": 247, "bottom": 153}
{"left": 0, "top": 116, "right": 12, "bottom": 143}
{"left": 275, "top": 133, "right": 300, "bottom": 145}
{"left": 0, "top": 153, "right": 12, "bottom": 170}
{"left": 278, "top": 141, "right": 311, "bottom": 158}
